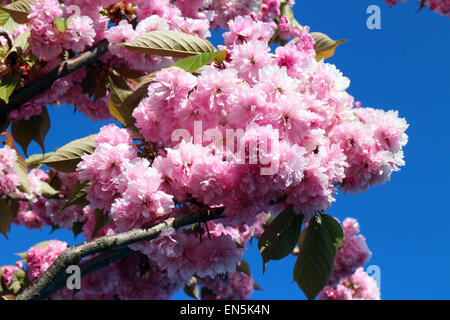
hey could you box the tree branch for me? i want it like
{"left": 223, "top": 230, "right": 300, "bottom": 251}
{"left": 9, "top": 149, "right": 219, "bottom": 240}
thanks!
{"left": 48, "top": 247, "right": 134, "bottom": 297}
{"left": 0, "top": 39, "right": 110, "bottom": 117}
{"left": 16, "top": 207, "right": 225, "bottom": 300}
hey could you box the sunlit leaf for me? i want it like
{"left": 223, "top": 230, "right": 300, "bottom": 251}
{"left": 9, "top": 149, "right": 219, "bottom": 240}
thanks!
{"left": 62, "top": 180, "right": 90, "bottom": 210}
{"left": 0, "top": 73, "right": 19, "bottom": 104}
{"left": 183, "top": 277, "right": 200, "bottom": 300}
{"left": 1, "top": 0, "right": 35, "bottom": 24}
{"left": 40, "top": 134, "right": 97, "bottom": 173}
{"left": 117, "top": 30, "right": 215, "bottom": 57}
{"left": 310, "top": 32, "right": 348, "bottom": 61}
{"left": 170, "top": 50, "right": 226, "bottom": 73}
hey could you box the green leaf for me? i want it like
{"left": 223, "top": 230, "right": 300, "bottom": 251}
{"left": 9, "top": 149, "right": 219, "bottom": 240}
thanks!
{"left": 322, "top": 214, "right": 344, "bottom": 253}
{"left": 0, "top": 199, "right": 14, "bottom": 239}
{"left": 11, "top": 107, "right": 50, "bottom": 156}
{"left": 0, "top": 73, "right": 19, "bottom": 104}
{"left": 53, "top": 17, "right": 67, "bottom": 33}
{"left": 11, "top": 117, "right": 37, "bottom": 157}
{"left": 14, "top": 251, "right": 27, "bottom": 261}
{"left": 2, "top": 15, "right": 17, "bottom": 33}
{"left": 236, "top": 260, "right": 251, "bottom": 277}
{"left": 107, "top": 74, "right": 131, "bottom": 107}
{"left": 293, "top": 215, "right": 336, "bottom": 300}
{"left": 7, "top": 280, "right": 21, "bottom": 294}
{"left": 7, "top": 30, "right": 30, "bottom": 59}
{"left": 258, "top": 207, "right": 303, "bottom": 273}
{"left": 113, "top": 64, "right": 144, "bottom": 79}
{"left": 62, "top": 180, "right": 90, "bottom": 210}
{"left": 91, "top": 208, "right": 110, "bottom": 239}
{"left": 183, "top": 277, "right": 200, "bottom": 300}
{"left": 0, "top": 9, "right": 10, "bottom": 25}
{"left": 107, "top": 74, "right": 132, "bottom": 125}
{"left": 170, "top": 50, "right": 226, "bottom": 73}
{"left": 13, "top": 161, "right": 30, "bottom": 194}
{"left": 253, "top": 282, "right": 263, "bottom": 291}
{"left": 40, "top": 134, "right": 97, "bottom": 173}
{"left": 25, "top": 152, "right": 54, "bottom": 169}
{"left": 108, "top": 72, "right": 156, "bottom": 128}
{"left": 117, "top": 30, "right": 215, "bottom": 57}
{"left": 1, "top": 0, "right": 35, "bottom": 24}
{"left": 72, "top": 221, "right": 84, "bottom": 238}
{"left": 31, "top": 240, "right": 54, "bottom": 248}
{"left": 32, "top": 106, "right": 50, "bottom": 154}
{"left": 310, "top": 32, "right": 348, "bottom": 61}
{"left": 40, "top": 181, "right": 59, "bottom": 197}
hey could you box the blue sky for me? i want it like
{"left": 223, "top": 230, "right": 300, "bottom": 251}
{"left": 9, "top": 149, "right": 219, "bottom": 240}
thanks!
{"left": 1, "top": 0, "right": 449, "bottom": 300}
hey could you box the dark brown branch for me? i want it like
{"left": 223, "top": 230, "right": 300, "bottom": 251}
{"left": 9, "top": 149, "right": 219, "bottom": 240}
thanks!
{"left": 0, "top": 39, "right": 110, "bottom": 117}
{"left": 16, "top": 207, "right": 225, "bottom": 300}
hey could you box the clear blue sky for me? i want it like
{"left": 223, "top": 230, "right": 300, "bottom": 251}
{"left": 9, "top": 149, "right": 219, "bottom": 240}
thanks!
{"left": 1, "top": 0, "right": 449, "bottom": 300}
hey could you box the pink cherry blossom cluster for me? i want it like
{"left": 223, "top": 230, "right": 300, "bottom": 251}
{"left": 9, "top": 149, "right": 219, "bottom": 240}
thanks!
{"left": 0, "top": 0, "right": 410, "bottom": 300}
{"left": 132, "top": 17, "right": 408, "bottom": 224}
{"left": 53, "top": 251, "right": 187, "bottom": 300}
{"left": 318, "top": 267, "right": 380, "bottom": 300}
{"left": 319, "top": 218, "right": 380, "bottom": 300}
{"left": 0, "top": 145, "right": 20, "bottom": 195}
{"left": 13, "top": 169, "right": 88, "bottom": 230}
{"left": 328, "top": 218, "right": 372, "bottom": 285}
{"left": 198, "top": 267, "right": 255, "bottom": 300}
{"left": 386, "top": 0, "right": 450, "bottom": 17}
{"left": 0, "top": 262, "right": 23, "bottom": 287}
{"left": 26, "top": 240, "right": 68, "bottom": 282}
{"left": 3, "top": 0, "right": 296, "bottom": 122}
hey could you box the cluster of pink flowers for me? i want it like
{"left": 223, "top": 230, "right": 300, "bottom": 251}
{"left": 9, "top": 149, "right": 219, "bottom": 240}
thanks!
{"left": 198, "top": 268, "right": 255, "bottom": 300}
{"left": 0, "top": 145, "right": 20, "bottom": 195}
{"left": 53, "top": 252, "right": 186, "bottom": 300}
{"left": 13, "top": 170, "right": 86, "bottom": 230}
{"left": 0, "top": 0, "right": 412, "bottom": 300}
{"left": 1, "top": 262, "right": 22, "bottom": 287}
{"left": 2, "top": 0, "right": 299, "bottom": 122}
{"left": 319, "top": 218, "right": 380, "bottom": 300}
{"left": 319, "top": 267, "right": 380, "bottom": 300}
{"left": 328, "top": 218, "right": 372, "bottom": 285}
{"left": 386, "top": 0, "right": 450, "bottom": 17}
{"left": 26, "top": 240, "right": 68, "bottom": 282}
{"left": 132, "top": 17, "right": 408, "bottom": 223}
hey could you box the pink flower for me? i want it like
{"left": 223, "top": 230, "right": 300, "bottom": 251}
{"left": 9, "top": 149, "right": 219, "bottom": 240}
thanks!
{"left": 110, "top": 162, "right": 174, "bottom": 232}
{"left": 28, "top": 0, "right": 63, "bottom": 60}
{"left": 0, "top": 145, "right": 20, "bottom": 195}
{"left": 62, "top": 15, "right": 96, "bottom": 52}
{"left": 223, "top": 16, "right": 274, "bottom": 47}
{"left": 329, "top": 218, "right": 372, "bottom": 285}
{"left": 7, "top": 102, "right": 42, "bottom": 121}
{"left": 26, "top": 240, "right": 68, "bottom": 282}
{"left": 198, "top": 268, "right": 254, "bottom": 300}
{"left": 229, "top": 40, "right": 272, "bottom": 83}
{"left": 1, "top": 265, "right": 19, "bottom": 287}
{"left": 13, "top": 200, "right": 51, "bottom": 229}
{"left": 319, "top": 267, "right": 380, "bottom": 300}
